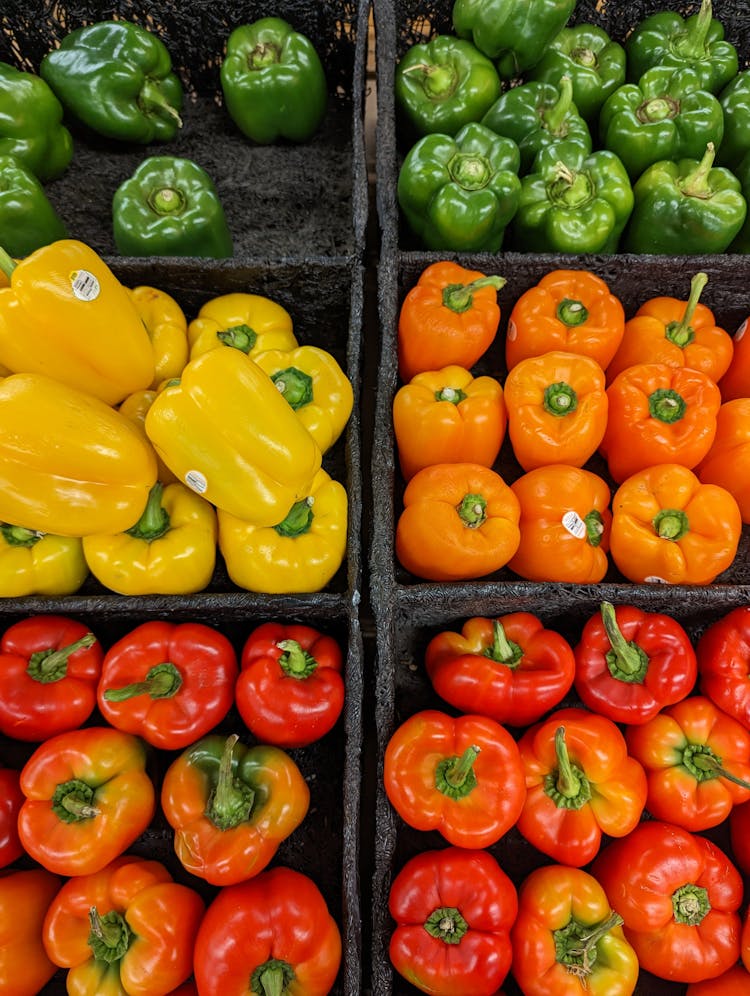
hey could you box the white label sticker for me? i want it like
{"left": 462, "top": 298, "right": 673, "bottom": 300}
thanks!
{"left": 185, "top": 470, "right": 207, "bottom": 494}
{"left": 561, "top": 510, "right": 586, "bottom": 539}
{"left": 735, "top": 318, "right": 747, "bottom": 343}
{"left": 70, "top": 269, "right": 100, "bottom": 301}
{"left": 644, "top": 575, "right": 669, "bottom": 584}
{"left": 507, "top": 318, "right": 517, "bottom": 342}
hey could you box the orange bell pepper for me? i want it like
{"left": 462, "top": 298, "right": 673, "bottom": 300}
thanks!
{"left": 600, "top": 363, "right": 722, "bottom": 483}
{"left": 610, "top": 463, "right": 742, "bottom": 585}
{"left": 393, "top": 365, "right": 506, "bottom": 480}
{"left": 0, "top": 868, "right": 61, "bottom": 996}
{"left": 606, "top": 272, "right": 734, "bottom": 384}
{"left": 508, "top": 465, "right": 612, "bottom": 583}
{"left": 398, "top": 261, "right": 505, "bottom": 381}
{"left": 395, "top": 462, "right": 520, "bottom": 581}
{"left": 718, "top": 316, "right": 750, "bottom": 401}
{"left": 698, "top": 399, "right": 750, "bottom": 523}
{"left": 506, "top": 269, "right": 625, "bottom": 372}
{"left": 503, "top": 350, "right": 608, "bottom": 471}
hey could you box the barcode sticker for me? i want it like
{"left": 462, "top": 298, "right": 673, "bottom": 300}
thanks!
{"left": 70, "top": 269, "right": 100, "bottom": 301}
{"left": 185, "top": 470, "right": 207, "bottom": 494}
{"left": 561, "top": 510, "right": 586, "bottom": 539}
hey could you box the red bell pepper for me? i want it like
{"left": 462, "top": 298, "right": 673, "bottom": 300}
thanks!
{"left": 193, "top": 865, "right": 342, "bottom": 996}
{"left": 686, "top": 964, "right": 750, "bottom": 995}
{"left": 592, "top": 820, "right": 743, "bottom": 984}
{"left": 573, "top": 601, "right": 697, "bottom": 725}
{"left": 97, "top": 620, "right": 238, "bottom": 750}
{"left": 0, "top": 768, "right": 23, "bottom": 868}
{"left": 696, "top": 605, "right": 750, "bottom": 730}
{"left": 729, "top": 798, "right": 750, "bottom": 875}
{"left": 0, "top": 867, "right": 61, "bottom": 996}
{"left": 0, "top": 614, "right": 103, "bottom": 741}
{"left": 383, "top": 709, "right": 525, "bottom": 848}
{"left": 236, "top": 621, "right": 345, "bottom": 747}
{"left": 424, "top": 613, "right": 576, "bottom": 727}
{"left": 388, "top": 846, "right": 517, "bottom": 996}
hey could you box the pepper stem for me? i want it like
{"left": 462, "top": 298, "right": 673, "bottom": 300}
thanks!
{"left": 435, "top": 746, "right": 479, "bottom": 800}
{"left": 600, "top": 601, "right": 649, "bottom": 683}
{"left": 271, "top": 366, "right": 314, "bottom": 409}
{"left": 87, "top": 907, "right": 132, "bottom": 964}
{"left": 554, "top": 911, "right": 624, "bottom": 979}
{"left": 277, "top": 639, "right": 319, "bottom": 679}
{"left": 674, "top": 0, "right": 714, "bottom": 60}
{"left": 250, "top": 959, "right": 296, "bottom": 996}
{"left": 680, "top": 143, "right": 716, "bottom": 198}
{"left": 103, "top": 662, "right": 183, "bottom": 702}
{"left": 0, "top": 524, "right": 44, "bottom": 547}
{"left": 424, "top": 906, "right": 469, "bottom": 944}
{"left": 206, "top": 734, "right": 256, "bottom": 830}
{"left": 435, "top": 386, "right": 467, "bottom": 404}
{"left": 684, "top": 745, "right": 750, "bottom": 790}
{"left": 456, "top": 493, "right": 487, "bottom": 529}
{"left": 542, "top": 75, "right": 574, "bottom": 136}
{"left": 0, "top": 246, "right": 16, "bottom": 278}
{"left": 441, "top": 275, "right": 505, "bottom": 313}
{"left": 556, "top": 298, "right": 589, "bottom": 327}
{"left": 125, "top": 482, "right": 170, "bottom": 542}
{"left": 51, "top": 779, "right": 100, "bottom": 823}
{"left": 402, "top": 62, "right": 459, "bottom": 99}
{"left": 217, "top": 324, "right": 258, "bottom": 353}
{"left": 648, "top": 388, "right": 687, "bottom": 424}
{"left": 274, "top": 497, "right": 314, "bottom": 537}
{"left": 653, "top": 508, "right": 689, "bottom": 542}
{"left": 544, "top": 727, "right": 592, "bottom": 809}
{"left": 672, "top": 883, "right": 710, "bottom": 925}
{"left": 26, "top": 633, "right": 97, "bottom": 684}
{"left": 544, "top": 381, "right": 578, "bottom": 416}
{"left": 139, "top": 79, "right": 183, "bottom": 128}
{"left": 484, "top": 619, "right": 523, "bottom": 668}
{"left": 665, "top": 272, "right": 708, "bottom": 347}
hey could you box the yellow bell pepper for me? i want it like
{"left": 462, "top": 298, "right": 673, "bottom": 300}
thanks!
{"left": 0, "top": 373, "right": 157, "bottom": 537}
{"left": 218, "top": 469, "right": 348, "bottom": 593}
{"left": 145, "top": 345, "right": 322, "bottom": 526}
{"left": 0, "top": 242, "right": 155, "bottom": 405}
{"left": 119, "top": 388, "right": 178, "bottom": 484}
{"left": 0, "top": 524, "right": 88, "bottom": 596}
{"left": 128, "top": 285, "right": 189, "bottom": 387}
{"left": 188, "top": 291, "right": 298, "bottom": 358}
{"left": 254, "top": 345, "right": 354, "bottom": 453}
{"left": 82, "top": 481, "right": 217, "bottom": 595}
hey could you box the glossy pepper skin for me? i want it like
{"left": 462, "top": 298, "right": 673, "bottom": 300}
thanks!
{"left": 97, "top": 620, "right": 238, "bottom": 751}
{"left": 40, "top": 20, "right": 183, "bottom": 142}
{"left": 0, "top": 769, "right": 23, "bottom": 868}
{"left": 397, "top": 121, "right": 521, "bottom": 252}
{"left": 128, "top": 286, "right": 189, "bottom": 388}
{"left": 686, "top": 964, "right": 750, "bottom": 995}
{"left": 43, "top": 855, "right": 205, "bottom": 996}
{"left": 0, "top": 524, "right": 88, "bottom": 596}
{"left": 193, "top": 866, "right": 342, "bottom": 996}
{"left": 0, "top": 155, "right": 67, "bottom": 257}
{"left": 18, "top": 726, "right": 156, "bottom": 877}
{"left": 592, "top": 820, "right": 743, "bottom": 984}
{"left": 384, "top": 709, "right": 525, "bottom": 848}
{"left": 0, "top": 868, "right": 61, "bottom": 996}
{"left": 718, "top": 316, "right": 750, "bottom": 400}
{"left": 118, "top": 389, "right": 178, "bottom": 486}
{"left": 730, "top": 798, "right": 750, "bottom": 874}
{"left": 160, "top": 733, "right": 309, "bottom": 886}
{"left": 188, "top": 291, "right": 297, "bottom": 358}
{"left": 697, "top": 399, "right": 750, "bottom": 523}
{"left": 696, "top": 606, "right": 750, "bottom": 731}
{"left": 389, "top": 847, "right": 517, "bottom": 996}
{"left": 0, "top": 61, "right": 72, "bottom": 181}
{"left": 220, "top": 18, "right": 327, "bottom": 144}
{"left": 425, "top": 613, "right": 576, "bottom": 727}
{"left": 717, "top": 70, "right": 750, "bottom": 169}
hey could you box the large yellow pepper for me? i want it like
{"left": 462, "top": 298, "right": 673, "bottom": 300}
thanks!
{"left": 0, "top": 524, "right": 88, "bottom": 596}
{"left": 128, "top": 285, "right": 189, "bottom": 387}
{"left": 82, "top": 482, "right": 217, "bottom": 595}
{"left": 217, "top": 469, "right": 348, "bottom": 593}
{"left": 0, "top": 242, "right": 155, "bottom": 405}
{"left": 145, "top": 345, "right": 322, "bottom": 526}
{"left": 0, "top": 373, "right": 157, "bottom": 537}
{"left": 254, "top": 345, "right": 354, "bottom": 453}
{"left": 188, "top": 291, "right": 298, "bottom": 358}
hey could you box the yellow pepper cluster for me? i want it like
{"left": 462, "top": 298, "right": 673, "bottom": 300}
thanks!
{"left": 0, "top": 240, "right": 352, "bottom": 597}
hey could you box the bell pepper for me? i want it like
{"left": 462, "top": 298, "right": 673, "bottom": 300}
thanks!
{"left": 236, "top": 621, "right": 345, "bottom": 748}
{"left": 188, "top": 290, "right": 297, "bottom": 356}
{"left": 729, "top": 151, "right": 750, "bottom": 252}
{"left": 697, "top": 399, "right": 750, "bottom": 523}
{"left": 113, "top": 155, "right": 233, "bottom": 259}
{"left": 625, "top": 0, "right": 738, "bottom": 95}
{"left": 481, "top": 76, "right": 592, "bottom": 174}
{"left": 193, "top": 866, "right": 341, "bottom": 996}
{"left": 0, "top": 769, "right": 23, "bottom": 868}
{"left": 508, "top": 465, "right": 612, "bottom": 583}
{"left": 145, "top": 343, "right": 321, "bottom": 526}
{"left": 18, "top": 726, "right": 156, "bottom": 877}
{"left": 220, "top": 18, "right": 327, "bottom": 144}
{"left": 0, "top": 868, "right": 62, "bottom": 996}
{"left": 599, "top": 66, "right": 724, "bottom": 181}
{"left": 696, "top": 605, "right": 750, "bottom": 732}
{"left": 217, "top": 468, "right": 347, "bottom": 594}
{"left": 528, "top": 23, "right": 626, "bottom": 123}
{"left": 609, "top": 463, "right": 742, "bottom": 585}
{"left": 601, "top": 362, "right": 722, "bottom": 483}
{"left": 424, "top": 612, "right": 576, "bottom": 727}
{"left": 40, "top": 20, "right": 183, "bottom": 142}
{"left": 388, "top": 846, "right": 517, "bottom": 996}
{"left": 515, "top": 707, "right": 648, "bottom": 867}
{"left": 0, "top": 61, "right": 72, "bottom": 181}
{"left": 82, "top": 481, "right": 218, "bottom": 595}
{"left": 253, "top": 344, "right": 353, "bottom": 453}
{"left": 397, "top": 261, "right": 504, "bottom": 381}
{"left": 606, "top": 272, "right": 734, "bottom": 385}
{"left": 452, "top": 0, "right": 577, "bottom": 79}
{"left": 0, "top": 155, "right": 67, "bottom": 257}
{"left": 717, "top": 70, "right": 750, "bottom": 169}
{"left": 395, "top": 34, "right": 501, "bottom": 137}
{"left": 573, "top": 601, "right": 697, "bottom": 726}
{"left": 686, "top": 965, "right": 750, "bottom": 995}
{"left": 503, "top": 350, "right": 608, "bottom": 472}
{"left": 118, "top": 389, "right": 178, "bottom": 485}
{"left": 506, "top": 268, "right": 625, "bottom": 372}
{"left": 43, "top": 854, "right": 205, "bottom": 996}
{"left": 718, "top": 315, "right": 750, "bottom": 401}
{"left": 0, "top": 614, "right": 103, "bottom": 742}
{"left": 592, "top": 820, "right": 743, "bottom": 984}
{"left": 511, "top": 864, "right": 639, "bottom": 996}
{"left": 160, "top": 733, "right": 309, "bottom": 886}
{"left": 383, "top": 709, "right": 525, "bottom": 848}
{"left": 730, "top": 798, "right": 750, "bottom": 875}
{"left": 510, "top": 140, "right": 634, "bottom": 254}
{"left": 395, "top": 462, "right": 520, "bottom": 582}
{"left": 393, "top": 365, "right": 506, "bottom": 480}
{"left": 0, "top": 241, "right": 155, "bottom": 405}
{"left": 397, "top": 121, "right": 521, "bottom": 252}
{"left": 128, "top": 285, "right": 188, "bottom": 388}
{"left": 97, "top": 620, "right": 238, "bottom": 751}
{"left": 0, "top": 524, "right": 88, "bottom": 596}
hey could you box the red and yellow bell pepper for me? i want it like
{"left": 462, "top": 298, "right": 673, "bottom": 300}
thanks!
{"left": 0, "top": 523, "right": 88, "bottom": 596}
{"left": 128, "top": 284, "right": 189, "bottom": 387}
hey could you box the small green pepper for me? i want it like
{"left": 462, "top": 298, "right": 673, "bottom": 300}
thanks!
{"left": 717, "top": 71, "right": 750, "bottom": 170}
{"left": 0, "top": 62, "right": 73, "bottom": 182}
{"left": 0, "top": 155, "right": 67, "bottom": 257}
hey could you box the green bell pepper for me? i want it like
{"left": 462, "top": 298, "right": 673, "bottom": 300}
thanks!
{"left": 623, "top": 142, "right": 746, "bottom": 255}
{"left": 40, "top": 20, "right": 183, "bottom": 143}
{"left": 625, "top": 0, "right": 738, "bottom": 95}
{"left": 112, "top": 156, "right": 233, "bottom": 259}
{"left": 599, "top": 66, "right": 724, "bottom": 182}
{"left": 527, "top": 24, "right": 626, "bottom": 124}
{"left": 0, "top": 62, "right": 73, "bottom": 182}
{"left": 397, "top": 121, "right": 521, "bottom": 251}
{"left": 728, "top": 152, "right": 750, "bottom": 252}
{"left": 220, "top": 18, "right": 327, "bottom": 144}
{"left": 395, "top": 34, "right": 501, "bottom": 138}
{"left": 717, "top": 71, "right": 750, "bottom": 170}
{"left": 510, "top": 140, "right": 634, "bottom": 254}
{"left": 452, "top": 0, "right": 577, "bottom": 80}
{"left": 0, "top": 155, "right": 67, "bottom": 257}
{"left": 481, "top": 76, "right": 591, "bottom": 174}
